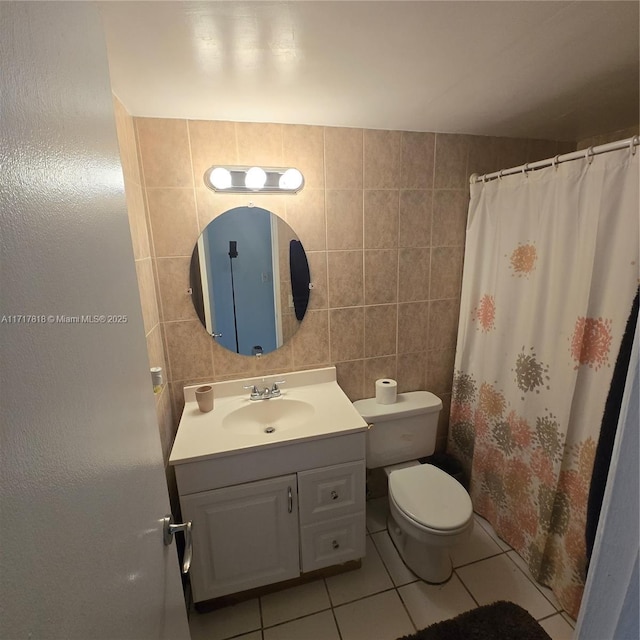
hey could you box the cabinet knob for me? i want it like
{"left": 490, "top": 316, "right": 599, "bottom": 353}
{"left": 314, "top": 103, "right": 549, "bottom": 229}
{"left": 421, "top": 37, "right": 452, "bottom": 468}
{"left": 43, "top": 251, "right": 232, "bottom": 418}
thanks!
{"left": 330, "top": 490, "right": 339, "bottom": 500}
{"left": 332, "top": 540, "right": 340, "bottom": 550}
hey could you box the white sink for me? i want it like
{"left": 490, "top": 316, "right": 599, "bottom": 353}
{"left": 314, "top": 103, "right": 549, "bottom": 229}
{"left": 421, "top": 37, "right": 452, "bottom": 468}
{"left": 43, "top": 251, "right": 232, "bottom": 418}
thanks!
{"left": 222, "top": 398, "right": 315, "bottom": 435}
{"left": 169, "top": 367, "right": 368, "bottom": 464}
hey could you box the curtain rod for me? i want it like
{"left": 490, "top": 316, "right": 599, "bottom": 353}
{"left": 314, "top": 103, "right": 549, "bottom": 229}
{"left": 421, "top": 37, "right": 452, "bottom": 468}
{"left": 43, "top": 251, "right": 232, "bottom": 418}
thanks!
{"left": 471, "top": 135, "right": 639, "bottom": 184}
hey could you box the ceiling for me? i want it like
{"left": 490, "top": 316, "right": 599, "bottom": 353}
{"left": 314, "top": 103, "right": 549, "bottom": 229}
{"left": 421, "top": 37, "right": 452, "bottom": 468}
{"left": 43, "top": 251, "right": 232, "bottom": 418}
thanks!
{"left": 99, "top": 1, "right": 639, "bottom": 141}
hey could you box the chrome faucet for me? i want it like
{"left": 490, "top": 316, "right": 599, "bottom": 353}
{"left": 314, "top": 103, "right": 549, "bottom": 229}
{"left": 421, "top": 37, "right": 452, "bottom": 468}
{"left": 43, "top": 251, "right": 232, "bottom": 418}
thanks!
{"left": 243, "top": 380, "right": 286, "bottom": 401}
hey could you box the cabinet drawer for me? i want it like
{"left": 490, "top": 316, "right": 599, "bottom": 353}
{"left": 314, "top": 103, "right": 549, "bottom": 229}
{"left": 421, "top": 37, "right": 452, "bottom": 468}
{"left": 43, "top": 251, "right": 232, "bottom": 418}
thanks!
{"left": 300, "top": 513, "right": 365, "bottom": 573}
{"left": 298, "top": 460, "right": 365, "bottom": 524}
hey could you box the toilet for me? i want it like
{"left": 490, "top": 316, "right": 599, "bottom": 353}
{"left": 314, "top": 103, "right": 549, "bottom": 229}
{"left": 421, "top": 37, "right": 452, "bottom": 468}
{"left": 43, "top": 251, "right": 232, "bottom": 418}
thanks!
{"left": 354, "top": 391, "right": 473, "bottom": 584}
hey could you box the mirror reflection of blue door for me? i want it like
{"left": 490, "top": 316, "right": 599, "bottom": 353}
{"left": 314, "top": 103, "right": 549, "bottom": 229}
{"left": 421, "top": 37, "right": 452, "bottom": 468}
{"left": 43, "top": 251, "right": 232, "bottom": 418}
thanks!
{"left": 206, "top": 207, "right": 277, "bottom": 355}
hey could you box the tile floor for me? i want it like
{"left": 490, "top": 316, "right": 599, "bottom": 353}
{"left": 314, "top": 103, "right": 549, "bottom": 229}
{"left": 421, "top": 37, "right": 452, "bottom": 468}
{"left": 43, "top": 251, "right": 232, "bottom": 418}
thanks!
{"left": 188, "top": 498, "right": 576, "bottom": 640}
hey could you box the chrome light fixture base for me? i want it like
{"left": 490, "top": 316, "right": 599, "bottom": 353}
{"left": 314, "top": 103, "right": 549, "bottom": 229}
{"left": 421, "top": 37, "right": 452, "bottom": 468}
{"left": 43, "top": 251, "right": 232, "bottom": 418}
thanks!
{"left": 204, "top": 165, "right": 305, "bottom": 194}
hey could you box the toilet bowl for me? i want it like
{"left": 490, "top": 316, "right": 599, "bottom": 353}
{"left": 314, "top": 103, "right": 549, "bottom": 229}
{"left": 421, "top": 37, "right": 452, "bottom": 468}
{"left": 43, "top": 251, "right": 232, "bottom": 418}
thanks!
{"left": 353, "top": 391, "right": 473, "bottom": 584}
{"left": 386, "top": 463, "right": 473, "bottom": 583}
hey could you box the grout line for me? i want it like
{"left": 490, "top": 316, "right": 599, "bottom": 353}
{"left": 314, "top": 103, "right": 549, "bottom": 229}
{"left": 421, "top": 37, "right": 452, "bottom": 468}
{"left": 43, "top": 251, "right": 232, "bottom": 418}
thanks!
{"left": 454, "top": 568, "right": 481, "bottom": 608}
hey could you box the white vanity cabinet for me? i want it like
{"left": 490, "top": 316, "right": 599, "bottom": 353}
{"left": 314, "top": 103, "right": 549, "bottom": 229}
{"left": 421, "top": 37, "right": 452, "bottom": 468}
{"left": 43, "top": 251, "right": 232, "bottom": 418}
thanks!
{"left": 174, "top": 433, "right": 366, "bottom": 604}
{"left": 180, "top": 474, "right": 300, "bottom": 601}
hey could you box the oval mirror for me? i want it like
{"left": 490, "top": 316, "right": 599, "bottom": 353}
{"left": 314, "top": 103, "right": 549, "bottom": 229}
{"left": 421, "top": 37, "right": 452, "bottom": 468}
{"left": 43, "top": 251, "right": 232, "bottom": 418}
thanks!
{"left": 190, "top": 206, "right": 311, "bottom": 356}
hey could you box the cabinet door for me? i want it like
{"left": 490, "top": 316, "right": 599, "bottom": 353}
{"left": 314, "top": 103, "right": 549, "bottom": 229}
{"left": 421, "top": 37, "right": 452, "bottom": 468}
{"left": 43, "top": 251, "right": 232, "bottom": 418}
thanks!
{"left": 181, "top": 474, "right": 299, "bottom": 602}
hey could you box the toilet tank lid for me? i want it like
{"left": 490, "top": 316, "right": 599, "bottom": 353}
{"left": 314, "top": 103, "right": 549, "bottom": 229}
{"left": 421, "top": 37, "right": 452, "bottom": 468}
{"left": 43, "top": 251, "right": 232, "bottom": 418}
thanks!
{"left": 353, "top": 391, "right": 442, "bottom": 422}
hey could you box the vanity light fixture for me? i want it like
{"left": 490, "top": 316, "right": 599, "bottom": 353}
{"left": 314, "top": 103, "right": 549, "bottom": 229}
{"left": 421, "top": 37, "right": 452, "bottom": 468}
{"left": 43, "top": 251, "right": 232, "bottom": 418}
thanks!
{"left": 204, "top": 165, "right": 305, "bottom": 194}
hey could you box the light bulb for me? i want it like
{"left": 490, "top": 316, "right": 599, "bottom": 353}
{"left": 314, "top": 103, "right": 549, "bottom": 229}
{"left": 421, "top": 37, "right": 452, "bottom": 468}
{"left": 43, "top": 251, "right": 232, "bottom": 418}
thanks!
{"left": 245, "top": 166, "right": 267, "bottom": 190}
{"left": 209, "top": 167, "right": 231, "bottom": 189}
{"left": 279, "top": 168, "right": 303, "bottom": 190}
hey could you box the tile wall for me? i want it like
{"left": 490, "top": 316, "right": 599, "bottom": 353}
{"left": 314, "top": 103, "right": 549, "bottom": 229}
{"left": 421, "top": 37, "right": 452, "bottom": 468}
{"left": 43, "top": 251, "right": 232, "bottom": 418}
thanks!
{"left": 112, "top": 97, "right": 179, "bottom": 512}
{"left": 119, "top": 105, "right": 575, "bottom": 454}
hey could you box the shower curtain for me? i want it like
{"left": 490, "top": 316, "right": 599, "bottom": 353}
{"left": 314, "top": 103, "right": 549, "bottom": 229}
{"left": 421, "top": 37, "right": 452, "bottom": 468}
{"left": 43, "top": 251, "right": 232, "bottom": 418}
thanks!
{"left": 448, "top": 145, "right": 639, "bottom": 618}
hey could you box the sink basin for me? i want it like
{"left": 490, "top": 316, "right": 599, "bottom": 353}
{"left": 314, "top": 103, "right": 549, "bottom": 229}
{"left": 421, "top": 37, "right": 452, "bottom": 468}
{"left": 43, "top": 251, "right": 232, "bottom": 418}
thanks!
{"left": 222, "top": 398, "right": 315, "bottom": 435}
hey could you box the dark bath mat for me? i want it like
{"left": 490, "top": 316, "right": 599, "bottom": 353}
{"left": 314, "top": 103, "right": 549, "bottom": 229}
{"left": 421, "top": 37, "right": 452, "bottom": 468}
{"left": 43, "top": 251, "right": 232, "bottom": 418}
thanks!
{"left": 397, "top": 601, "right": 552, "bottom": 640}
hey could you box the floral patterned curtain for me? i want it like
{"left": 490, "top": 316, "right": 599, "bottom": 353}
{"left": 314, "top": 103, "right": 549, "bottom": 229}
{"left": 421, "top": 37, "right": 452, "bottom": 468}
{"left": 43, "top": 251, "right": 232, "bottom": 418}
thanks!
{"left": 448, "top": 146, "right": 639, "bottom": 618}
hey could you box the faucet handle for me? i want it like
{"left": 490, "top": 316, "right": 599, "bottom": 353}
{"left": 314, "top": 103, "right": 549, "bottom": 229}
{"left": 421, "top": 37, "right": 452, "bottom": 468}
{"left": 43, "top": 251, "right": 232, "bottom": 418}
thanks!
{"left": 243, "top": 384, "right": 261, "bottom": 399}
{"left": 270, "top": 380, "right": 286, "bottom": 394}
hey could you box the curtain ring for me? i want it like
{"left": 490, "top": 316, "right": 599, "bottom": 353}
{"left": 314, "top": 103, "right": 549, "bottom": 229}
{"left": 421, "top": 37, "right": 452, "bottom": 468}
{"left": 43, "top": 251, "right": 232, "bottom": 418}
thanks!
{"left": 498, "top": 170, "right": 504, "bottom": 180}
{"left": 552, "top": 155, "right": 560, "bottom": 170}
{"left": 482, "top": 174, "right": 487, "bottom": 183}
{"left": 631, "top": 136, "right": 638, "bottom": 156}
{"left": 586, "top": 146, "right": 594, "bottom": 164}
{"left": 522, "top": 163, "right": 529, "bottom": 177}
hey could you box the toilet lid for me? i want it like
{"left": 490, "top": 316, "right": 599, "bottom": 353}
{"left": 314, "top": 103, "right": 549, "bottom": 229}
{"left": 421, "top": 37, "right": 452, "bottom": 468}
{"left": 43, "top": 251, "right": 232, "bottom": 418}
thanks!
{"left": 389, "top": 464, "right": 472, "bottom": 531}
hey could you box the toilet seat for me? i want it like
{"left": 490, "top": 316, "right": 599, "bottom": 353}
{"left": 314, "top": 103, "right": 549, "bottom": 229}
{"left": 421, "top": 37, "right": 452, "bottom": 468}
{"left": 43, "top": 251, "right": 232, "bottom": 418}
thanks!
{"left": 388, "top": 464, "right": 472, "bottom": 532}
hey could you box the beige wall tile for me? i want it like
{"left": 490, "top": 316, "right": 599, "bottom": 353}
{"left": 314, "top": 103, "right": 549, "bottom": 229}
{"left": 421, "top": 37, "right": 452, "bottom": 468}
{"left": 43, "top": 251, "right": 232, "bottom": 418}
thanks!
{"left": 136, "top": 117, "right": 193, "bottom": 188}
{"left": 330, "top": 307, "right": 364, "bottom": 361}
{"left": 428, "top": 299, "right": 460, "bottom": 352}
{"left": 364, "top": 356, "right": 397, "bottom": 393}
{"left": 286, "top": 188, "right": 326, "bottom": 251}
{"left": 364, "top": 304, "right": 397, "bottom": 357}
{"left": 124, "top": 180, "right": 150, "bottom": 260}
{"left": 306, "top": 251, "right": 328, "bottom": 309}
{"left": 495, "top": 137, "right": 529, "bottom": 172}
{"left": 236, "top": 122, "right": 284, "bottom": 166}
{"left": 212, "top": 342, "right": 254, "bottom": 379}
{"left": 147, "top": 188, "right": 199, "bottom": 257}
{"left": 253, "top": 342, "right": 294, "bottom": 376}
{"left": 113, "top": 96, "right": 142, "bottom": 185}
{"left": 364, "top": 190, "right": 399, "bottom": 249}
{"left": 156, "top": 257, "right": 197, "bottom": 322}
{"left": 327, "top": 251, "right": 364, "bottom": 308}
{"left": 432, "top": 190, "right": 468, "bottom": 247}
{"left": 401, "top": 132, "right": 435, "bottom": 189}
{"left": 398, "top": 247, "right": 430, "bottom": 302}
{"left": 364, "top": 129, "right": 401, "bottom": 189}
{"left": 335, "top": 359, "right": 365, "bottom": 402}
{"left": 188, "top": 120, "right": 238, "bottom": 184}
{"left": 325, "top": 127, "right": 363, "bottom": 189}
{"left": 135, "top": 257, "right": 159, "bottom": 335}
{"left": 397, "top": 352, "right": 427, "bottom": 393}
{"left": 283, "top": 124, "right": 325, "bottom": 189}
{"left": 146, "top": 324, "right": 167, "bottom": 375}
{"left": 155, "top": 386, "right": 175, "bottom": 464}
{"left": 326, "top": 189, "right": 363, "bottom": 249}
{"left": 467, "top": 135, "right": 498, "bottom": 177}
{"left": 526, "top": 139, "right": 559, "bottom": 164}
{"left": 399, "top": 190, "right": 432, "bottom": 248}
{"left": 164, "top": 320, "right": 214, "bottom": 380}
{"left": 397, "top": 301, "right": 429, "bottom": 354}
{"left": 364, "top": 250, "right": 398, "bottom": 305}
{"left": 430, "top": 246, "right": 463, "bottom": 299}
{"left": 434, "top": 134, "right": 470, "bottom": 189}
{"left": 292, "top": 309, "right": 330, "bottom": 367}
{"left": 427, "top": 349, "right": 456, "bottom": 395}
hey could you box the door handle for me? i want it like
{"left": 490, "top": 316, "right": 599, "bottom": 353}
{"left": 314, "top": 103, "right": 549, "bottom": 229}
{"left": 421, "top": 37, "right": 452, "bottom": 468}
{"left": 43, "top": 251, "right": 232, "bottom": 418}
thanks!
{"left": 288, "top": 486, "right": 293, "bottom": 513}
{"left": 163, "top": 514, "right": 192, "bottom": 574}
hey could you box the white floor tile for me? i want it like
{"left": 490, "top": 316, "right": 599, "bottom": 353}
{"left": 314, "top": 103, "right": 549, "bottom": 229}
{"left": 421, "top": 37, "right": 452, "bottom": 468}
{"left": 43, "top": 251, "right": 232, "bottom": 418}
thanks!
{"left": 188, "top": 599, "right": 261, "bottom": 640}
{"left": 561, "top": 612, "right": 576, "bottom": 628}
{"left": 371, "top": 530, "right": 418, "bottom": 586}
{"left": 334, "top": 590, "right": 415, "bottom": 640}
{"left": 456, "top": 554, "right": 556, "bottom": 620}
{"left": 325, "top": 536, "right": 394, "bottom": 605}
{"left": 474, "top": 513, "right": 512, "bottom": 551}
{"left": 539, "top": 613, "right": 575, "bottom": 639}
{"left": 366, "top": 497, "right": 389, "bottom": 533}
{"left": 507, "top": 550, "right": 563, "bottom": 611}
{"left": 260, "top": 579, "right": 331, "bottom": 627}
{"left": 398, "top": 574, "right": 477, "bottom": 630}
{"left": 263, "top": 610, "right": 339, "bottom": 640}
{"left": 450, "top": 519, "right": 503, "bottom": 567}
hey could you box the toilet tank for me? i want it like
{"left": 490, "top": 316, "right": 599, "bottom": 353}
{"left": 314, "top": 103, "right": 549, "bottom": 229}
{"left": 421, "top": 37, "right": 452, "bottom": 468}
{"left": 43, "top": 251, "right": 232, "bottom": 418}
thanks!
{"left": 353, "top": 391, "right": 442, "bottom": 469}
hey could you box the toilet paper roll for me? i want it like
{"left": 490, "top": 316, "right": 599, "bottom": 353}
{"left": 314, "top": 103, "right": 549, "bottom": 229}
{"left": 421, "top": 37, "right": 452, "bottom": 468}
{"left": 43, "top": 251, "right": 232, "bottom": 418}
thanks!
{"left": 375, "top": 378, "right": 397, "bottom": 404}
